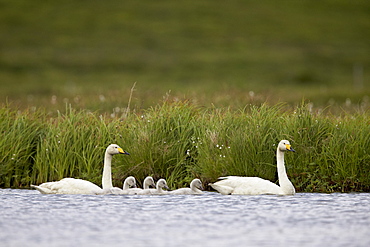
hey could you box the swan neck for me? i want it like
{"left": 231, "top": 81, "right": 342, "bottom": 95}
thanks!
{"left": 276, "top": 149, "right": 289, "bottom": 183}
{"left": 190, "top": 183, "right": 198, "bottom": 192}
{"left": 143, "top": 182, "right": 149, "bottom": 189}
{"left": 122, "top": 180, "right": 129, "bottom": 190}
{"left": 143, "top": 180, "right": 152, "bottom": 189}
{"left": 156, "top": 184, "right": 161, "bottom": 190}
{"left": 102, "top": 151, "right": 113, "bottom": 189}
{"left": 276, "top": 149, "right": 285, "bottom": 172}
{"left": 276, "top": 148, "right": 295, "bottom": 194}
{"left": 193, "top": 188, "right": 202, "bottom": 193}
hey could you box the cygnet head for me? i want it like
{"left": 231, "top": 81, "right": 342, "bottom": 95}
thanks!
{"left": 156, "top": 179, "right": 169, "bottom": 190}
{"left": 106, "top": 144, "right": 130, "bottom": 155}
{"left": 278, "top": 140, "right": 295, "bottom": 152}
{"left": 190, "top": 179, "right": 204, "bottom": 190}
{"left": 124, "top": 176, "right": 137, "bottom": 188}
{"left": 143, "top": 176, "right": 156, "bottom": 188}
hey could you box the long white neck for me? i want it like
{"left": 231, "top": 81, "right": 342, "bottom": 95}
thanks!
{"left": 276, "top": 148, "right": 295, "bottom": 195}
{"left": 102, "top": 151, "right": 113, "bottom": 189}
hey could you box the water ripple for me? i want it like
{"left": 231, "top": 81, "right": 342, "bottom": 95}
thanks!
{"left": 0, "top": 189, "right": 369, "bottom": 247}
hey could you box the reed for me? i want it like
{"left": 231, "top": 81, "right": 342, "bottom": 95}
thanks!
{"left": 114, "top": 102, "right": 201, "bottom": 188}
{"left": 0, "top": 102, "right": 369, "bottom": 192}
{"left": 0, "top": 107, "right": 45, "bottom": 187}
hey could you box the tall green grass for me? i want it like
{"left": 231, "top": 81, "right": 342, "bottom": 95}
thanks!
{"left": 0, "top": 107, "right": 44, "bottom": 187}
{"left": 0, "top": 102, "right": 369, "bottom": 192}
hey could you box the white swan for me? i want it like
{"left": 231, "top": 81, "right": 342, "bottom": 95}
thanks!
{"left": 31, "top": 144, "right": 130, "bottom": 194}
{"left": 126, "top": 176, "right": 156, "bottom": 195}
{"left": 137, "top": 178, "right": 169, "bottom": 195}
{"left": 116, "top": 176, "right": 137, "bottom": 195}
{"left": 209, "top": 140, "right": 296, "bottom": 195}
{"left": 169, "top": 179, "right": 204, "bottom": 195}
{"left": 122, "top": 176, "right": 137, "bottom": 190}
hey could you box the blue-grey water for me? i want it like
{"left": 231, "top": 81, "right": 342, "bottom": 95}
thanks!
{"left": 0, "top": 189, "right": 369, "bottom": 247}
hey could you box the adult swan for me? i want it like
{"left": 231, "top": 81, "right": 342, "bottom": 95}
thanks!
{"left": 209, "top": 140, "right": 296, "bottom": 195}
{"left": 31, "top": 144, "right": 130, "bottom": 194}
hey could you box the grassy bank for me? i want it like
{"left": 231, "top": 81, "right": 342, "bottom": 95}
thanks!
{"left": 1, "top": 102, "right": 369, "bottom": 192}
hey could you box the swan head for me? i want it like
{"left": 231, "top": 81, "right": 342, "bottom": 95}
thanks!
{"left": 190, "top": 179, "right": 204, "bottom": 190}
{"left": 106, "top": 144, "right": 130, "bottom": 155}
{"left": 156, "top": 179, "right": 170, "bottom": 190}
{"left": 278, "top": 140, "right": 295, "bottom": 152}
{"left": 144, "top": 176, "right": 156, "bottom": 188}
{"left": 125, "top": 176, "right": 137, "bottom": 188}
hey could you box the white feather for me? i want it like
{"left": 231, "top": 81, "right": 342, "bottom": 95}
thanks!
{"left": 137, "top": 179, "right": 169, "bottom": 195}
{"left": 209, "top": 140, "right": 296, "bottom": 195}
{"left": 31, "top": 144, "right": 129, "bottom": 195}
{"left": 126, "top": 176, "right": 156, "bottom": 195}
{"left": 169, "top": 179, "right": 204, "bottom": 195}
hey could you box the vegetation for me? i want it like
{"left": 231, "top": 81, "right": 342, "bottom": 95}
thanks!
{"left": 1, "top": 102, "right": 369, "bottom": 192}
{"left": 0, "top": 1, "right": 369, "bottom": 192}
{"left": 0, "top": 1, "right": 369, "bottom": 112}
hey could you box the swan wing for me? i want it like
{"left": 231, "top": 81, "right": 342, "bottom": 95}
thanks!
{"left": 126, "top": 188, "right": 143, "bottom": 195}
{"left": 139, "top": 188, "right": 168, "bottom": 195}
{"left": 170, "top": 188, "right": 204, "bottom": 195}
{"left": 108, "top": 187, "right": 125, "bottom": 194}
{"left": 209, "top": 183, "right": 234, "bottom": 195}
{"left": 149, "top": 189, "right": 168, "bottom": 195}
{"left": 34, "top": 178, "right": 102, "bottom": 194}
{"left": 30, "top": 184, "right": 54, "bottom": 194}
{"left": 136, "top": 189, "right": 154, "bottom": 195}
{"left": 169, "top": 188, "right": 192, "bottom": 195}
{"left": 212, "top": 176, "right": 281, "bottom": 195}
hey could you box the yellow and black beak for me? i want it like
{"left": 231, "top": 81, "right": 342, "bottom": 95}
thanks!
{"left": 285, "top": 144, "right": 295, "bottom": 152}
{"left": 118, "top": 147, "right": 130, "bottom": 155}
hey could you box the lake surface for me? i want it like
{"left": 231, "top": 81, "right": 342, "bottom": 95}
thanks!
{"left": 0, "top": 189, "right": 369, "bottom": 247}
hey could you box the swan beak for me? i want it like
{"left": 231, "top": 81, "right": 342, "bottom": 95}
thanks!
{"left": 285, "top": 144, "right": 295, "bottom": 152}
{"left": 118, "top": 148, "right": 130, "bottom": 155}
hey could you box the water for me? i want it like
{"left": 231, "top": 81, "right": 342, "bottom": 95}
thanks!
{"left": 0, "top": 189, "right": 369, "bottom": 247}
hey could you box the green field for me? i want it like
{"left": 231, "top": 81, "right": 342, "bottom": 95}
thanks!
{"left": 0, "top": 0, "right": 369, "bottom": 112}
{"left": 0, "top": 1, "right": 369, "bottom": 192}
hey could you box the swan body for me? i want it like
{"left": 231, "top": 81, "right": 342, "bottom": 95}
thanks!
{"left": 116, "top": 176, "right": 137, "bottom": 194}
{"left": 31, "top": 144, "right": 129, "bottom": 194}
{"left": 209, "top": 140, "right": 296, "bottom": 195}
{"left": 137, "top": 178, "right": 169, "bottom": 195}
{"left": 126, "top": 176, "right": 156, "bottom": 195}
{"left": 31, "top": 178, "right": 102, "bottom": 195}
{"left": 169, "top": 179, "right": 204, "bottom": 195}
{"left": 210, "top": 176, "right": 282, "bottom": 195}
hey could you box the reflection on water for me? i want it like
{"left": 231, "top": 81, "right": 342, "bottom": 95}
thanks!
{"left": 0, "top": 189, "right": 369, "bottom": 247}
